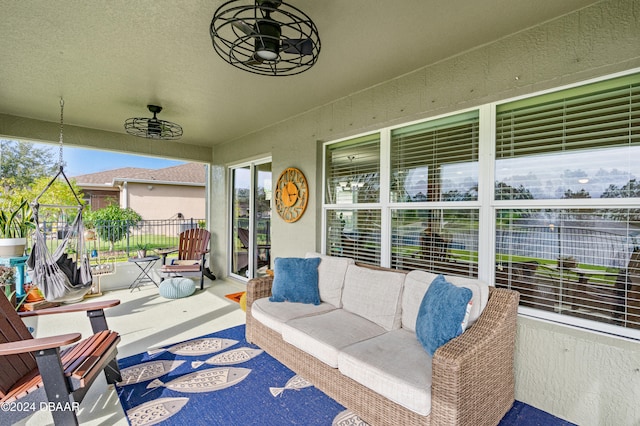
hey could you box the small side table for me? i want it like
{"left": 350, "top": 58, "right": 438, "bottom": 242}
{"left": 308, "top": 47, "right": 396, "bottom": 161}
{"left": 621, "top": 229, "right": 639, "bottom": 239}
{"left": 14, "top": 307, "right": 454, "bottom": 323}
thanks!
{"left": 128, "top": 256, "right": 160, "bottom": 291}
{"left": 0, "top": 255, "right": 29, "bottom": 301}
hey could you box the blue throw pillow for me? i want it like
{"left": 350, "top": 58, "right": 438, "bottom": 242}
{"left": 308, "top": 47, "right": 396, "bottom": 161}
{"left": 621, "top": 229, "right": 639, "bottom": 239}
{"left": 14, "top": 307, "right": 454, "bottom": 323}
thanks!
{"left": 416, "top": 274, "right": 473, "bottom": 356}
{"left": 269, "top": 257, "right": 322, "bottom": 305}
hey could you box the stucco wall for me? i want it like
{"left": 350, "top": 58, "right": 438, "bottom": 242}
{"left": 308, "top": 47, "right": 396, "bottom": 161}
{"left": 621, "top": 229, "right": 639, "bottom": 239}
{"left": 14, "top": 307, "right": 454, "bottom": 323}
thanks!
{"left": 126, "top": 182, "right": 205, "bottom": 220}
{"left": 211, "top": 0, "right": 640, "bottom": 423}
{"left": 516, "top": 316, "right": 640, "bottom": 425}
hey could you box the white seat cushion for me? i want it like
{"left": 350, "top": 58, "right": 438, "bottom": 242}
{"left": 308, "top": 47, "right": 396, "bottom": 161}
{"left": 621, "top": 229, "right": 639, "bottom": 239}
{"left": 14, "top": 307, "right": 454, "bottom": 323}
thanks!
{"left": 338, "top": 329, "right": 432, "bottom": 416}
{"left": 305, "top": 252, "right": 354, "bottom": 308}
{"left": 251, "top": 298, "right": 335, "bottom": 334}
{"left": 402, "top": 270, "right": 489, "bottom": 331}
{"left": 281, "top": 309, "right": 386, "bottom": 368}
{"left": 341, "top": 265, "right": 406, "bottom": 331}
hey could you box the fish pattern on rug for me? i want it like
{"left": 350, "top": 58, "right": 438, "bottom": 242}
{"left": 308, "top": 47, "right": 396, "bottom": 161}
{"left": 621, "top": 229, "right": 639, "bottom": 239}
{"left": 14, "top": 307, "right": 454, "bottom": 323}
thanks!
{"left": 126, "top": 397, "right": 189, "bottom": 426}
{"left": 117, "top": 326, "right": 572, "bottom": 426}
{"left": 270, "top": 374, "right": 313, "bottom": 397}
{"left": 146, "top": 367, "right": 252, "bottom": 393}
{"left": 190, "top": 347, "right": 263, "bottom": 368}
{"left": 119, "top": 360, "right": 185, "bottom": 385}
{"left": 332, "top": 410, "right": 369, "bottom": 426}
{"left": 146, "top": 337, "right": 238, "bottom": 357}
{"left": 116, "top": 325, "right": 360, "bottom": 426}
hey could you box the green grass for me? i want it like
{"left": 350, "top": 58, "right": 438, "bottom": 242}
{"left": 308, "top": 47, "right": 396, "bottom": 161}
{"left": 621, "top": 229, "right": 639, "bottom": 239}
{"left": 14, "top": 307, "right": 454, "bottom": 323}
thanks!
{"left": 40, "top": 235, "right": 181, "bottom": 263}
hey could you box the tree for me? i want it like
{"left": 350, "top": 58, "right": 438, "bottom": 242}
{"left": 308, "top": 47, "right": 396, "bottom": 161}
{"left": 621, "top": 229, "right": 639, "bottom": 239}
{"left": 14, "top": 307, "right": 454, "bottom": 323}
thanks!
{"left": 0, "top": 140, "right": 78, "bottom": 226}
{"left": 1, "top": 175, "right": 85, "bottom": 226}
{"left": 563, "top": 188, "right": 591, "bottom": 199}
{"left": 601, "top": 179, "right": 640, "bottom": 223}
{"left": 84, "top": 205, "right": 142, "bottom": 251}
{"left": 495, "top": 182, "right": 534, "bottom": 200}
{"left": 601, "top": 179, "right": 640, "bottom": 198}
{"left": 495, "top": 182, "right": 535, "bottom": 227}
{"left": 0, "top": 140, "right": 59, "bottom": 191}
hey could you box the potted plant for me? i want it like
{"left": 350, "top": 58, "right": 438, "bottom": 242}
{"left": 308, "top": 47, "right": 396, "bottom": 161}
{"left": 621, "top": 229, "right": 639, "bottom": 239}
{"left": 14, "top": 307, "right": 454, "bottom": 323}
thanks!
{"left": 0, "top": 265, "right": 30, "bottom": 311}
{"left": 0, "top": 199, "right": 35, "bottom": 257}
{"left": 136, "top": 243, "right": 150, "bottom": 259}
{"left": 0, "top": 265, "right": 15, "bottom": 299}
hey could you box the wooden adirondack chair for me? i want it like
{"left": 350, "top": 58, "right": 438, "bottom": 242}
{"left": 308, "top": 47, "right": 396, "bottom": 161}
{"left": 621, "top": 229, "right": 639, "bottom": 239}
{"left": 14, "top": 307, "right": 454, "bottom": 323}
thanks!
{"left": 160, "top": 228, "right": 211, "bottom": 290}
{"left": 0, "top": 295, "right": 121, "bottom": 425}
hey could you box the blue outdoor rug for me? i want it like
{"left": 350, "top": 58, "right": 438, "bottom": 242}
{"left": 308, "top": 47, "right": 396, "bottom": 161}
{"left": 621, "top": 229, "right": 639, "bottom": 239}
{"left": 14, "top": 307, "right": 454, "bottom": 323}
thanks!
{"left": 116, "top": 325, "right": 573, "bottom": 426}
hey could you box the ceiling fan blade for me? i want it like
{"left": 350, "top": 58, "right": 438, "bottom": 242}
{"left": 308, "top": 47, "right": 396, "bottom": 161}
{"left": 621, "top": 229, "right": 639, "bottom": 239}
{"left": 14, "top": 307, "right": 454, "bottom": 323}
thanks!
{"left": 282, "top": 38, "right": 313, "bottom": 55}
{"left": 148, "top": 120, "right": 162, "bottom": 136}
{"left": 231, "top": 20, "right": 256, "bottom": 36}
{"left": 243, "top": 53, "right": 264, "bottom": 66}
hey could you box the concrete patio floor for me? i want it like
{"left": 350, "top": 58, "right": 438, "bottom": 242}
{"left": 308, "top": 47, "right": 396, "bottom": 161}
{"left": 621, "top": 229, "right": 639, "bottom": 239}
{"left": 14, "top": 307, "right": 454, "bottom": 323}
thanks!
{"left": 15, "top": 275, "right": 246, "bottom": 426}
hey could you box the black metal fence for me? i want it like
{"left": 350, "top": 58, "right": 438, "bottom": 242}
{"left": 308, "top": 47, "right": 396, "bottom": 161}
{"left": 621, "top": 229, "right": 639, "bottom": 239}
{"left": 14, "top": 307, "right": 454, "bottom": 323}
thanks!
{"left": 32, "top": 218, "right": 206, "bottom": 259}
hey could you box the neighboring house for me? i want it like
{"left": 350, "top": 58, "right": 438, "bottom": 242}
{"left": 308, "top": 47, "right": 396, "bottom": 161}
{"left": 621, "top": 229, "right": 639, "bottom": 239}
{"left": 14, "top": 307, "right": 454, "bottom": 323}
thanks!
{"left": 74, "top": 163, "right": 206, "bottom": 220}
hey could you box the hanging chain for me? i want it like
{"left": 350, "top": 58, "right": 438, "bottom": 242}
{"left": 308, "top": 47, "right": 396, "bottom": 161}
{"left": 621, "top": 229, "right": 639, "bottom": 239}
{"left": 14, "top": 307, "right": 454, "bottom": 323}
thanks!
{"left": 58, "top": 98, "right": 64, "bottom": 167}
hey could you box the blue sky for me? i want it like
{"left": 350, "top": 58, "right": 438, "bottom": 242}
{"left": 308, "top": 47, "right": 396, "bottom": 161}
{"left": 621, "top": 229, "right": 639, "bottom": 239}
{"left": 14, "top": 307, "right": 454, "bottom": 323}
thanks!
{"left": 32, "top": 142, "right": 185, "bottom": 177}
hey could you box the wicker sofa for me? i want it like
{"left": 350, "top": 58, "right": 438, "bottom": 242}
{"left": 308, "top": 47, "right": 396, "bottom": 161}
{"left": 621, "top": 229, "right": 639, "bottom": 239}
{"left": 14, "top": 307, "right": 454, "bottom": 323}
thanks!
{"left": 246, "top": 253, "right": 520, "bottom": 426}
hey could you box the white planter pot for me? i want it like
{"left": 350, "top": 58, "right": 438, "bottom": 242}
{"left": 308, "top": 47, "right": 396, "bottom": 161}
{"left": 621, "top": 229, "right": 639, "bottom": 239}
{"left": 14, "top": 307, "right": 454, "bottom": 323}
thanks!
{"left": 0, "top": 238, "right": 26, "bottom": 257}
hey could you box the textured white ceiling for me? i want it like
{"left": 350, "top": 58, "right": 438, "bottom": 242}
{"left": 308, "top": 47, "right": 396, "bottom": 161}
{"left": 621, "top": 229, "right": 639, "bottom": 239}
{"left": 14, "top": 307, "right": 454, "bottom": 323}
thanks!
{"left": 0, "top": 0, "right": 600, "bottom": 149}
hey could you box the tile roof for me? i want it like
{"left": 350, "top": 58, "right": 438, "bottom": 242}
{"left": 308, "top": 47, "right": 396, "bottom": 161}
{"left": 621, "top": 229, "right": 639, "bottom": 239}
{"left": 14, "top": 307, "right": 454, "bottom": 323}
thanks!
{"left": 72, "top": 163, "right": 206, "bottom": 186}
{"left": 73, "top": 167, "right": 150, "bottom": 185}
{"left": 124, "top": 163, "right": 206, "bottom": 184}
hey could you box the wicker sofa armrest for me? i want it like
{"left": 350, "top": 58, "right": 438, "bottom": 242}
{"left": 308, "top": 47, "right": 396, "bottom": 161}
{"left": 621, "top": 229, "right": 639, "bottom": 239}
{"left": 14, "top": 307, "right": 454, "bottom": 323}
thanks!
{"left": 430, "top": 287, "right": 520, "bottom": 425}
{"left": 246, "top": 276, "right": 274, "bottom": 308}
{"left": 246, "top": 276, "right": 274, "bottom": 343}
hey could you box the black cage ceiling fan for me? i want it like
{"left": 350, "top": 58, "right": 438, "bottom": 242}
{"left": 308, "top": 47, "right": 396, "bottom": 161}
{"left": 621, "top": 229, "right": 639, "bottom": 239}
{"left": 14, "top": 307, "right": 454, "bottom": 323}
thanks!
{"left": 210, "top": 0, "right": 320, "bottom": 76}
{"left": 124, "top": 105, "right": 183, "bottom": 140}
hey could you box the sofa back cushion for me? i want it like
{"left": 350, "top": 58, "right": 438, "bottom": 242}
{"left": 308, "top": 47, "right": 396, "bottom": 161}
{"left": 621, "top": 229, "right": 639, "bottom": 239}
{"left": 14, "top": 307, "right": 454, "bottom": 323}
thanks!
{"left": 402, "top": 270, "right": 489, "bottom": 331}
{"left": 341, "top": 265, "right": 406, "bottom": 331}
{"left": 402, "top": 270, "right": 439, "bottom": 332}
{"left": 305, "top": 252, "right": 354, "bottom": 308}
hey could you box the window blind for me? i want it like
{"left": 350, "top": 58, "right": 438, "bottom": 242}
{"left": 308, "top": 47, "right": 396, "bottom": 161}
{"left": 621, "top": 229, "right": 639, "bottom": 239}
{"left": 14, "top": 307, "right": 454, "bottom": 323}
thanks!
{"left": 325, "top": 134, "right": 380, "bottom": 205}
{"left": 390, "top": 111, "right": 479, "bottom": 202}
{"left": 495, "top": 209, "right": 639, "bottom": 330}
{"left": 326, "top": 209, "right": 381, "bottom": 265}
{"left": 320, "top": 70, "right": 640, "bottom": 338}
{"left": 391, "top": 208, "right": 478, "bottom": 277}
{"left": 496, "top": 75, "right": 640, "bottom": 200}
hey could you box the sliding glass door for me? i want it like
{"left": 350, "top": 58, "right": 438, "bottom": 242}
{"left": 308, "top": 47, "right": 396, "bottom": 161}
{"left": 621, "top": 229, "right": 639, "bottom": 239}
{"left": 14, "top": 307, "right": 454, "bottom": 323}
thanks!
{"left": 230, "top": 159, "right": 272, "bottom": 280}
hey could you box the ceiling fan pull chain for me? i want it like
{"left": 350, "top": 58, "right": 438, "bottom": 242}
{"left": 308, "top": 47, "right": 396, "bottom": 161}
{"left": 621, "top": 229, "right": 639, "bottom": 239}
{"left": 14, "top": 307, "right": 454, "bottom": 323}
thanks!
{"left": 58, "top": 97, "right": 65, "bottom": 167}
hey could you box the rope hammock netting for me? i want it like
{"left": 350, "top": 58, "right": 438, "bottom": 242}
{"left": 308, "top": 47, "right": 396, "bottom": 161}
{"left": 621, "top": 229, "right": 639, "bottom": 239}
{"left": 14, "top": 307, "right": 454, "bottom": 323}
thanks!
{"left": 26, "top": 99, "right": 93, "bottom": 302}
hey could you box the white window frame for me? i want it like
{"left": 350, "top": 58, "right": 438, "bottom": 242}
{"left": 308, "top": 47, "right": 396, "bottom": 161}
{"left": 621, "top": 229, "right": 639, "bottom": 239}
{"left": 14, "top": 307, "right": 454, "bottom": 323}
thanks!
{"left": 228, "top": 156, "right": 272, "bottom": 282}
{"left": 321, "top": 68, "right": 640, "bottom": 341}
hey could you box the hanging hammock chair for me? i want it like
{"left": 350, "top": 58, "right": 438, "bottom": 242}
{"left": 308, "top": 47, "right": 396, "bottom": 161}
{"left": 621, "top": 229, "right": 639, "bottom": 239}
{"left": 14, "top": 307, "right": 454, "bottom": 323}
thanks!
{"left": 27, "top": 166, "right": 93, "bottom": 303}
{"left": 26, "top": 99, "right": 93, "bottom": 303}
